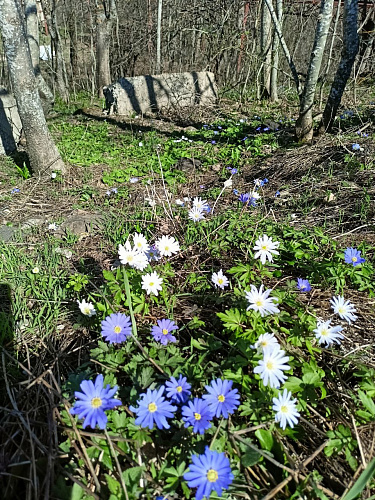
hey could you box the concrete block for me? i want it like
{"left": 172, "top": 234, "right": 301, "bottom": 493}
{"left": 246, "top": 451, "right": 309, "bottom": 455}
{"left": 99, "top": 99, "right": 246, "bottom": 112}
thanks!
{"left": 0, "top": 88, "right": 22, "bottom": 155}
{"left": 103, "top": 71, "right": 218, "bottom": 116}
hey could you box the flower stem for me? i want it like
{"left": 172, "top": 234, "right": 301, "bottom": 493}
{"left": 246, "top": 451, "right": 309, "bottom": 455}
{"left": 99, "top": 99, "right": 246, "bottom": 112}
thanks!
{"left": 122, "top": 267, "right": 138, "bottom": 337}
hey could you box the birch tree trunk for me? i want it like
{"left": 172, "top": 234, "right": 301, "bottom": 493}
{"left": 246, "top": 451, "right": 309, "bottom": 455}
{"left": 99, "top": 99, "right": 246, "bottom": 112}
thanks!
{"left": 260, "top": 0, "right": 272, "bottom": 98}
{"left": 295, "top": 0, "right": 334, "bottom": 142}
{"left": 263, "top": 0, "right": 301, "bottom": 95}
{"left": 96, "top": 0, "right": 117, "bottom": 97}
{"left": 40, "top": 0, "right": 69, "bottom": 102}
{"left": 156, "top": 0, "right": 162, "bottom": 73}
{"left": 319, "top": 0, "right": 359, "bottom": 133}
{"left": 270, "top": 0, "right": 283, "bottom": 102}
{"left": 24, "top": 0, "right": 54, "bottom": 111}
{"left": 0, "top": 0, "right": 65, "bottom": 175}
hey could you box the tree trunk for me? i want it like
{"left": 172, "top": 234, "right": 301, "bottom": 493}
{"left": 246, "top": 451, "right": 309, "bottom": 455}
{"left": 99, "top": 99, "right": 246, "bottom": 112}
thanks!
{"left": 24, "top": 0, "right": 54, "bottom": 112}
{"left": 0, "top": 0, "right": 65, "bottom": 175}
{"left": 263, "top": 0, "right": 301, "bottom": 95}
{"left": 96, "top": 0, "right": 117, "bottom": 97}
{"left": 295, "top": 0, "right": 334, "bottom": 142}
{"left": 156, "top": 0, "right": 162, "bottom": 73}
{"left": 260, "top": 0, "right": 272, "bottom": 98}
{"left": 40, "top": 0, "right": 69, "bottom": 103}
{"left": 270, "top": 0, "right": 283, "bottom": 102}
{"left": 319, "top": 0, "right": 359, "bottom": 134}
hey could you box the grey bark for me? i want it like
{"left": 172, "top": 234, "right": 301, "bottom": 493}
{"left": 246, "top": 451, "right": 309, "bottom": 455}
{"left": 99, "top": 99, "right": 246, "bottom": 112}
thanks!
{"left": 270, "top": 0, "right": 283, "bottom": 102}
{"left": 96, "top": 0, "right": 117, "bottom": 97}
{"left": 260, "top": 0, "right": 272, "bottom": 98}
{"left": 156, "top": 0, "right": 162, "bottom": 73}
{"left": 263, "top": 0, "right": 301, "bottom": 95}
{"left": 319, "top": 0, "right": 360, "bottom": 133}
{"left": 295, "top": 0, "right": 334, "bottom": 142}
{"left": 0, "top": 0, "right": 65, "bottom": 174}
{"left": 40, "top": 0, "right": 69, "bottom": 102}
{"left": 24, "top": 0, "right": 54, "bottom": 112}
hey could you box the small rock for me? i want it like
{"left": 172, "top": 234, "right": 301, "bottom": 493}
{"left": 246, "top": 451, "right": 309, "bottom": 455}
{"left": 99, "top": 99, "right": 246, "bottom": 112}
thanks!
{"left": 175, "top": 157, "right": 202, "bottom": 172}
{"left": 0, "top": 225, "right": 17, "bottom": 242}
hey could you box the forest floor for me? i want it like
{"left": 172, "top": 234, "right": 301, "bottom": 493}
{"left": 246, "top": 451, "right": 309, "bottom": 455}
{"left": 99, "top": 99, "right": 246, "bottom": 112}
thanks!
{"left": 0, "top": 91, "right": 375, "bottom": 500}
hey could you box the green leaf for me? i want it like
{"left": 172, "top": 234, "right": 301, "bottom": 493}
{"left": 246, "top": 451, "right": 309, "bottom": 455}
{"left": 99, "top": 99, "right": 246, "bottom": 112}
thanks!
{"left": 70, "top": 483, "right": 84, "bottom": 500}
{"left": 358, "top": 390, "right": 375, "bottom": 417}
{"left": 217, "top": 308, "right": 245, "bottom": 333}
{"left": 241, "top": 447, "right": 262, "bottom": 467}
{"left": 255, "top": 429, "right": 274, "bottom": 451}
{"left": 105, "top": 474, "right": 121, "bottom": 495}
{"left": 342, "top": 457, "right": 375, "bottom": 500}
{"left": 103, "top": 270, "right": 116, "bottom": 281}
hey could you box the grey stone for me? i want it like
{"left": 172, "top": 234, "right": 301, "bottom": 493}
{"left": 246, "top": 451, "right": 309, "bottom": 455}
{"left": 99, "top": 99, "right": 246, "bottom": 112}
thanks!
{"left": 0, "top": 88, "right": 22, "bottom": 155}
{"left": 175, "top": 157, "right": 202, "bottom": 172}
{"left": 104, "top": 71, "right": 218, "bottom": 116}
{"left": 20, "top": 217, "right": 45, "bottom": 230}
{"left": 60, "top": 212, "right": 104, "bottom": 236}
{"left": 0, "top": 225, "right": 18, "bottom": 242}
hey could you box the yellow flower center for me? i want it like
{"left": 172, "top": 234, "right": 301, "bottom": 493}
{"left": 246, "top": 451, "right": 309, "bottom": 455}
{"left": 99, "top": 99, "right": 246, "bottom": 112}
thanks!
{"left": 321, "top": 329, "right": 328, "bottom": 337}
{"left": 218, "top": 394, "right": 225, "bottom": 403}
{"left": 338, "top": 306, "right": 345, "bottom": 314}
{"left": 194, "top": 412, "right": 201, "bottom": 420}
{"left": 261, "top": 340, "right": 267, "bottom": 347}
{"left": 114, "top": 326, "right": 121, "bottom": 334}
{"left": 84, "top": 307, "right": 91, "bottom": 315}
{"left": 165, "top": 246, "right": 169, "bottom": 252}
{"left": 206, "top": 469, "right": 218, "bottom": 483}
{"left": 218, "top": 278, "right": 223, "bottom": 284}
{"left": 149, "top": 282, "right": 154, "bottom": 287}
{"left": 91, "top": 397, "right": 102, "bottom": 409}
{"left": 162, "top": 328, "right": 169, "bottom": 335}
{"left": 127, "top": 255, "right": 134, "bottom": 262}
{"left": 262, "top": 245, "right": 268, "bottom": 250}
{"left": 352, "top": 256, "right": 357, "bottom": 262}
{"left": 148, "top": 402, "right": 157, "bottom": 413}
{"left": 176, "top": 386, "right": 183, "bottom": 393}
{"left": 266, "top": 361, "right": 274, "bottom": 370}
{"left": 256, "top": 300, "right": 264, "bottom": 307}
{"left": 281, "top": 405, "right": 288, "bottom": 413}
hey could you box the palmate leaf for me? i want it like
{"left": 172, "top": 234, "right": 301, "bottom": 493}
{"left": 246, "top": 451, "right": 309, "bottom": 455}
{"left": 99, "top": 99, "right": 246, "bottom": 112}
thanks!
{"left": 217, "top": 308, "right": 245, "bottom": 333}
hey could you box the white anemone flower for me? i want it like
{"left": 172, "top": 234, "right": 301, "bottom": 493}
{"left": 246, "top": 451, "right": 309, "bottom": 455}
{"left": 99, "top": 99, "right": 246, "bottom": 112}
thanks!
{"left": 77, "top": 298, "right": 96, "bottom": 317}
{"left": 118, "top": 241, "right": 148, "bottom": 271}
{"left": 253, "top": 234, "right": 280, "bottom": 265}
{"left": 273, "top": 389, "right": 300, "bottom": 430}
{"left": 155, "top": 235, "right": 180, "bottom": 257}
{"left": 48, "top": 223, "right": 58, "bottom": 230}
{"left": 188, "top": 206, "right": 205, "bottom": 222}
{"left": 211, "top": 269, "right": 229, "bottom": 289}
{"left": 330, "top": 296, "right": 358, "bottom": 324}
{"left": 141, "top": 271, "right": 163, "bottom": 296}
{"left": 192, "top": 197, "right": 209, "bottom": 211}
{"left": 133, "top": 233, "right": 150, "bottom": 253}
{"left": 245, "top": 284, "right": 280, "bottom": 317}
{"left": 252, "top": 332, "right": 279, "bottom": 351}
{"left": 254, "top": 345, "right": 290, "bottom": 388}
{"left": 314, "top": 319, "right": 344, "bottom": 347}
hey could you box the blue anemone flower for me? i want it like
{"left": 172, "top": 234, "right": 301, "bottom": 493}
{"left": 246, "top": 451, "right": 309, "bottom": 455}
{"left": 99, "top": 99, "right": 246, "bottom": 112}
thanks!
{"left": 165, "top": 375, "right": 191, "bottom": 403}
{"left": 352, "top": 143, "right": 360, "bottom": 151}
{"left": 183, "top": 447, "right": 233, "bottom": 500}
{"left": 202, "top": 379, "right": 240, "bottom": 418}
{"left": 297, "top": 278, "right": 312, "bottom": 292}
{"left": 344, "top": 247, "right": 365, "bottom": 267}
{"left": 181, "top": 398, "right": 213, "bottom": 434}
{"left": 238, "top": 193, "right": 250, "bottom": 203}
{"left": 151, "top": 319, "right": 178, "bottom": 345}
{"left": 130, "top": 386, "right": 177, "bottom": 430}
{"left": 101, "top": 312, "right": 132, "bottom": 344}
{"left": 70, "top": 374, "right": 122, "bottom": 429}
